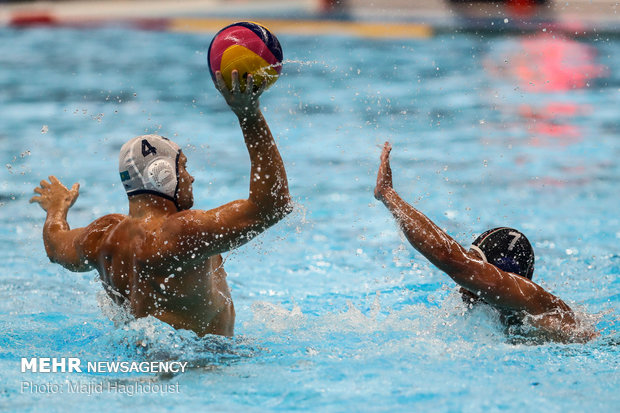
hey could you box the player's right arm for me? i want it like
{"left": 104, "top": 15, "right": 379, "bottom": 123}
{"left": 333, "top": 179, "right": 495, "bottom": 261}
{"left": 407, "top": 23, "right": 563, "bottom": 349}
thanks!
{"left": 163, "top": 70, "right": 291, "bottom": 259}
{"left": 452, "top": 255, "right": 596, "bottom": 342}
{"left": 30, "top": 176, "right": 123, "bottom": 272}
{"left": 216, "top": 70, "right": 292, "bottom": 220}
{"left": 374, "top": 142, "right": 592, "bottom": 341}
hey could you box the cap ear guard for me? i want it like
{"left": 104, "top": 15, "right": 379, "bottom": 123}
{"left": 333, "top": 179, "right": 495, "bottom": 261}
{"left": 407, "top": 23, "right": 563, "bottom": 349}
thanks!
{"left": 469, "top": 245, "right": 488, "bottom": 263}
{"left": 146, "top": 159, "right": 177, "bottom": 196}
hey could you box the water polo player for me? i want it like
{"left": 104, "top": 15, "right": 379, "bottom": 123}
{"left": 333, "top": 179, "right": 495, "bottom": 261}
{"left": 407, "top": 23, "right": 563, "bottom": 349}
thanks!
{"left": 30, "top": 71, "right": 292, "bottom": 336}
{"left": 374, "top": 142, "right": 596, "bottom": 342}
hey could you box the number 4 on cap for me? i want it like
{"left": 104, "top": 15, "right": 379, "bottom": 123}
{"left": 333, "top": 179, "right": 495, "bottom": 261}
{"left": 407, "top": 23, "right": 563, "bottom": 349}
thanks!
{"left": 141, "top": 139, "right": 157, "bottom": 157}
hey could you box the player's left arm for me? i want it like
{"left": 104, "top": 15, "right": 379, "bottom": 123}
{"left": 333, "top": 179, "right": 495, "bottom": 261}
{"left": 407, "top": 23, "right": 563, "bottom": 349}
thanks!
{"left": 30, "top": 176, "right": 122, "bottom": 272}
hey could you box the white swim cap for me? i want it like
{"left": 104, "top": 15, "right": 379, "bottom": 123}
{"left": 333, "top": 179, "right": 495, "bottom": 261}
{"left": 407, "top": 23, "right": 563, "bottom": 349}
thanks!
{"left": 118, "top": 135, "right": 181, "bottom": 203}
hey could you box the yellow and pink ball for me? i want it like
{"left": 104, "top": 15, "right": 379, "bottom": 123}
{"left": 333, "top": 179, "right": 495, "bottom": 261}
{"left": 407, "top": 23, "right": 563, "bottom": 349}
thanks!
{"left": 208, "top": 22, "right": 283, "bottom": 92}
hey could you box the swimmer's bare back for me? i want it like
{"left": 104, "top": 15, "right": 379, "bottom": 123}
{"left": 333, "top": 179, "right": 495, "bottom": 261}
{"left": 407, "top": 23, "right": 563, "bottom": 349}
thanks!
{"left": 30, "top": 71, "right": 292, "bottom": 337}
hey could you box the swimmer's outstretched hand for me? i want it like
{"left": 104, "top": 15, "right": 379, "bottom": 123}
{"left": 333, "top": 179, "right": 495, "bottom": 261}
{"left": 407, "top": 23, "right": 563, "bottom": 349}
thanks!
{"left": 374, "top": 141, "right": 393, "bottom": 202}
{"left": 30, "top": 176, "right": 79, "bottom": 213}
{"left": 215, "top": 70, "right": 266, "bottom": 123}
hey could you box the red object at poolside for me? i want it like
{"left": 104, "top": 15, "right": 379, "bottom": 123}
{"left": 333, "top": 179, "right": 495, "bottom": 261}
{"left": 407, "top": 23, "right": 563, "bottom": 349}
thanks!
{"left": 10, "top": 12, "right": 57, "bottom": 27}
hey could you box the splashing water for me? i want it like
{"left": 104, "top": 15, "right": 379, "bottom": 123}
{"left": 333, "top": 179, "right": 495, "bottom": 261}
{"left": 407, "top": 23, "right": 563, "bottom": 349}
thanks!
{"left": 0, "top": 27, "right": 618, "bottom": 411}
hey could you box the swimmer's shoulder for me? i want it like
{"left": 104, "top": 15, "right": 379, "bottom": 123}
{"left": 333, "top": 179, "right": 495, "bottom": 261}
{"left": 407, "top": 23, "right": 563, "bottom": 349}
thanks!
{"left": 87, "top": 214, "right": 127, "bottom": 234}
{"left": 76, "top": 214, "right": 127, "bottom": 259}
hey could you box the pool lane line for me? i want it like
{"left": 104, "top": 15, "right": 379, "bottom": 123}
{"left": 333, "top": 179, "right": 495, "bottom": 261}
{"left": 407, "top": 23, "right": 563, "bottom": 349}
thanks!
{"left": 167, "top": 18, "right": 434, "bottom": 39}
{"left": 6, "top": 13, "right": 618, "bottom": 40}
{"left": 4, "top": 13, "right": 434, "bottom": 38}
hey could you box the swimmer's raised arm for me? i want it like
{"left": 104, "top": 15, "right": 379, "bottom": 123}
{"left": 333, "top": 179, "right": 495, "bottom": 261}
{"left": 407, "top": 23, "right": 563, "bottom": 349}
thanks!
{"left": 30, "top": 176, "right": 123, "bottom": 272}
{"left": 165, "top": 70, "right": 291, "bottom": 258}
{"left": 374, "top": 142, "right": 471, "bottom": 275}
{"left": 374, "top": 142, "right": 590, "bottom": 341}
{"left": 216, "top": 70, "right": 291, "bottom": 215}
{"left": 374, "top": 142, "right": 557, "bottom": 309}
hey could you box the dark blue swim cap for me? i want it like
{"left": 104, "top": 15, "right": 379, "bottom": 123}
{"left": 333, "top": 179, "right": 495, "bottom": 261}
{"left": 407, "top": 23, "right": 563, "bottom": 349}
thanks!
{"left": 471, "top": 227, "right": 535, "bottom": 280}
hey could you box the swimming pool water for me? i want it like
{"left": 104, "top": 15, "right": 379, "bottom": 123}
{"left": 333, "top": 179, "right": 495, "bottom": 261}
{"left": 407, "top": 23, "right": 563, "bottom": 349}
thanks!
{"left": 0, "top": 27, "right": 619, "bottom": 412}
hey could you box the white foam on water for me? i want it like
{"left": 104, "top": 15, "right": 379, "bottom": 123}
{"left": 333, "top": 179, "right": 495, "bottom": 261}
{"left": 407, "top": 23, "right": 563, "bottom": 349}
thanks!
{"left": 95, "top": 290, "right": 256, "bottom": 365}
{"left": 245, "top": 288, "right": 611, "bottom": 355}
{"left": 93, "top": 282, "right": 611, "bottom": 367}
{"left": 244, "top": 290, "right": 507, "bottom": 360}
{"left": 97, "top": 289, "right": 134, "bottom": 327}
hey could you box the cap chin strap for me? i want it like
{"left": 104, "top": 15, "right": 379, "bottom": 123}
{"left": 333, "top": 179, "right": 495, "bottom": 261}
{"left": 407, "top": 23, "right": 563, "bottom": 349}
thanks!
{"left": 469, "top": 245, "right": 488, "bottom": 263}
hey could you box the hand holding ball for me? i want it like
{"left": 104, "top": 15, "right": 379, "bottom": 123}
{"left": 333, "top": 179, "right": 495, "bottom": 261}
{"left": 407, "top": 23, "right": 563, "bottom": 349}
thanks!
{"left": 208, "top": 22, "right": 283, "bottom": 92}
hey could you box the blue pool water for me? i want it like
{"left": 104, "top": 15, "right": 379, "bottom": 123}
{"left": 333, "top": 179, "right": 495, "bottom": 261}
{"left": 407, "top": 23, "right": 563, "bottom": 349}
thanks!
{"left": 1, "top": 27, "right": 619, "bottom": 411}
